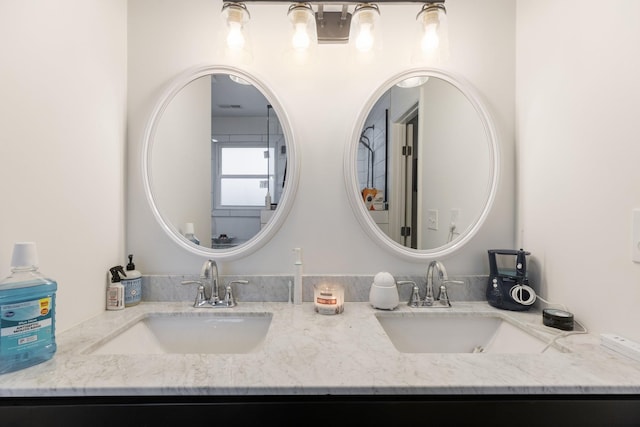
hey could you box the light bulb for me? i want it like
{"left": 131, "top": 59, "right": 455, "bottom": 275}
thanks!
{"left": 222, "top": 3, "right": 250, "bottom": 51}
{"left": 288, "top": 3, "right": 316, "bottom": 52}
{"left": 352, "top": 4, "right": 380, "bottom": 53}
{"left": 292, "top": 23, "right": 310, "bottom": 50}
{"left": 356, "top": 23, "right": 374, "bottom": 52}
{"left": 415, "top": 3, "right": 449, "bottom": 63}
{"left": 421, "top": 23, "right": 439, "bottom": 53}
{"left": 227, "top": 21, "right": 245, "bottom": 50}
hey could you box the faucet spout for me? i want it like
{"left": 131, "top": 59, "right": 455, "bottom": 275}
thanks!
{"left": 201, "top": 259, "right": 219, "bottom": 303}
{"left": 425, "top": 260, "right": 448, "bottom": 306}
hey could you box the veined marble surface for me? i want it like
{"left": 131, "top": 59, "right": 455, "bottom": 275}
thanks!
{"left": 1, "top": 301, "right": 640, "bottom": 397}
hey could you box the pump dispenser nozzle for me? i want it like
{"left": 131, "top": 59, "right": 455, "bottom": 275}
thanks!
{"left": 126, "top": 254, "right": 136, "bottom": 271}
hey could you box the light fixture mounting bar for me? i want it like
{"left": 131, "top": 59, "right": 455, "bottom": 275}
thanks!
{"left": 316, "top": 4, "right": 351, "bottom": 44}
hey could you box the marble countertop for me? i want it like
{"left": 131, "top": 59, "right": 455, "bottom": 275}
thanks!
{"left": 1, "top": 301, "right": 640, "bottom": 397}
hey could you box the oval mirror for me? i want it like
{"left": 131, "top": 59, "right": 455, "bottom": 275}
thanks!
{"left": 344, "top": 69, "right": 499, "bottom": 261}
{"left": 142, "top": 65, "right": 299, "bottom": 260}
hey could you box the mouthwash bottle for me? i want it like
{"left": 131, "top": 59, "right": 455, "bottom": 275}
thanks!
{"left": 0, "top": 242, "right": 57, "bottom": 374}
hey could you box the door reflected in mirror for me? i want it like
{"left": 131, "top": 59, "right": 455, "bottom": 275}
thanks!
{"left": 357, "top": 75, "right": 491, "bottom": 250}
{"left": 151, "top": 73, "right": 287, "bottom": 249}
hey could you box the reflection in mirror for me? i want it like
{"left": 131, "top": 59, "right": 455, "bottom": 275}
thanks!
{"left": 347, "top": 69, "right": 498, "bottom": 259}
{"left": 144, "top": 66, "right": 297, "bottom": 259}
{"left": 152, "top": 74, "right": 285, "bottom": 249}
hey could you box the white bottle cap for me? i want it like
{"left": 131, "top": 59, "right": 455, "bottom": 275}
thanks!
{"left": 11, "top": 242, "right": 38, "bottom": 269}
{"left": 184, "top": 222, "right": 195, "bottom": 235}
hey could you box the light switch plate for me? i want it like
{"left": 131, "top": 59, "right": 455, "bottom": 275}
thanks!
{"left": 427, "top": 209, "right": 438, "bottom": 230}
{"left": 632, "top": 209, "right": 640, "bottom": 263}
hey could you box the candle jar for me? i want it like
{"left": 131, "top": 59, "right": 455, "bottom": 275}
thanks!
{"left": 313, "top": 283, "right": 344, "bottom": 315}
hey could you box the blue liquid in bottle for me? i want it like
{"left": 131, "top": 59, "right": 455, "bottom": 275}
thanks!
{"left": 0, "top": 243, "right": 57, "bottom": 375}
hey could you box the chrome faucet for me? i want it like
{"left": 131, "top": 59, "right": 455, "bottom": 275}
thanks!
{"left": 182, "top": 259, "right": 247, "bottom": 308}
{"left": 403, "top": 260, "right": 462, "bottom": 308}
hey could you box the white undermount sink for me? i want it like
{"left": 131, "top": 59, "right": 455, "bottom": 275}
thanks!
{"left": 375, "top": 312, "right": 562, "bottom": 354}
{"left": 87, "top": 312, "right": 272, "bottom": 355}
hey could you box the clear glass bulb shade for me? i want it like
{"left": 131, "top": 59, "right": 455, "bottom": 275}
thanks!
{"left": 288, "top": 4, "right": 317, "bottom": 51}
{"left": 351, "top": 4, "right": 380, "bottom": 53}
{"left": 414, "top": 3, "right": 449, "bottom": 64}
{"left": 222, "top": 3, "right": 250, "bottom": 51}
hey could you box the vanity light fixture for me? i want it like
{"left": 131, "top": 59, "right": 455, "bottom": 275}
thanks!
{"left": 415, "top": 2, "right": 449, "bottom": 63}
{"left": 222, "top": 2, "right": 251, "bottom": 51}
{"left": 351, "top": 3, "right": 380, "bottom": 52}
{"left": 221, "top": 1, "right": 448, "bottom": 59}
{"left": 288, "top": 3, "right": 317, "bottom": 51}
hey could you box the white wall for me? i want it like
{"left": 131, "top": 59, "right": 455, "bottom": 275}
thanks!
{"left": 127, "top": 0, "right": 516, "bottom": 277}
{"left": 516, "top": 0, "right": 640, "bottom": 337}
{"left": 0, "top": 0, "right": 127, "bottom": 332}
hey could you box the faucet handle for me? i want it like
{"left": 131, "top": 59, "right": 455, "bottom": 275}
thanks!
{"left": 223, "top": 280, "right": 249, "bottom": 306}
{"left": 194, "top": 285, "right": 207, "bottom": 307}
{"left": 397, "top": 281, "right": 421, "bottom": 307}
{"left": 223, "top": 285, "right": 234, "bottom": 306}
{"left": 437, "top": 280, "right": 462, "bottom": 307}
{"left": 436, "top": 285, "right": 451, "bottom": 307}
{"left": 181, "top": 280, "right": 207, "bottom": 307}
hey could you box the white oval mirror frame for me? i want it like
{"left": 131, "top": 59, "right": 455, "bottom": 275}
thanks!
{"left": 344, "top": 68, "right": 500, "bottom": 261}
{"left": 142, "top": 64, "right": 300, "bottom": 260}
